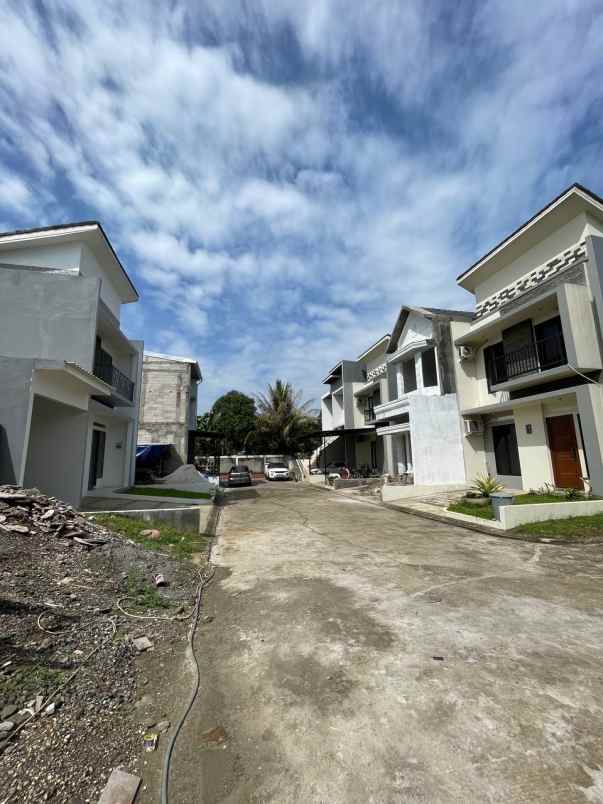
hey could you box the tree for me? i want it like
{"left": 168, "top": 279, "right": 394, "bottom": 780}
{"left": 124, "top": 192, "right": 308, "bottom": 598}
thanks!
{"left": 196, "top": 411, "right": 213, "bottom": 432}
{"left": 209, "top": 390, "right": 257, "bottom": 453}
{"left": 254, "top": 379, "right": 320, "bottom": 455}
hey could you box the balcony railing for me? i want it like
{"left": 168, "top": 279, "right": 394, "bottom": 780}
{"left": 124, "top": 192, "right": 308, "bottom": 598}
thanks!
{"left": 93, "top": 349, "right": 135, "bottom": 401}
{"left": 491, "top": 331, "right": 567, "bottom": 385}
{"left": 364, "top": 408, "right": 376, "bottom": 423}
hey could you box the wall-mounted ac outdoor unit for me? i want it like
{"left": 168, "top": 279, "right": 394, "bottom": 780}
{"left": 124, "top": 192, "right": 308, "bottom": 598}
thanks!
{"left": 463, "top": 417, "right": 484, "bottom": 436}
{"left": 458, "top": 345, "right": 475, "bottom": 361}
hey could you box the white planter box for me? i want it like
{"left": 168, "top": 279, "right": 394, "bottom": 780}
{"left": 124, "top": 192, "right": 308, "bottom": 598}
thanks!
{"left": 499, "top": 499, "right": 603, "bottom": 530}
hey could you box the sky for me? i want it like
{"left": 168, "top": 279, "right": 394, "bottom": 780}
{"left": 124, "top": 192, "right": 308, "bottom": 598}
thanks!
{"left": 1, "top": 1, "right": 603, "bottom": 411}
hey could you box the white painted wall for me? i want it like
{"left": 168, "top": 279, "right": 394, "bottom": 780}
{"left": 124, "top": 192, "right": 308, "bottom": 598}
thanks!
{"left": 0, "top": 241, "right": 82, "bottom": 272}
{"left": 79, "top": 244, "right": 123, "bottom": 319}
{"left": 32, "top": 369, "right": 93, "bottom": 411}
{"left": 499, "top": 498, "right": 603, "bottom": 530}
{"left": 475, "top": 214, "right": 590, "bottom": 303}
{"left": 408, "top": 394, "right": 466, "bottom": 484}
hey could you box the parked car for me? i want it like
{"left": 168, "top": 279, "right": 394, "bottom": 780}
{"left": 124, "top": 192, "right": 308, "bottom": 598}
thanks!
{"left": 264, "top": 461, "right": 290, "bottom": 481}
{"left": 227, "top": 465, "right": 253, "bottom": 487}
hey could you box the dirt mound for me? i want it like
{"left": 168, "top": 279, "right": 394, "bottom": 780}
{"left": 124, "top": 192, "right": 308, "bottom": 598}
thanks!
{"left": 0, "top": 485, "right": 201, "bottom": 803}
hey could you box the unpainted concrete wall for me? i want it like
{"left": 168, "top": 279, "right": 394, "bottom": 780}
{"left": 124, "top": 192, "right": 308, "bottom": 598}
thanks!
{"left": 0, "top": 357, "right": 35, "bottom": 485}
{"left": 0, "top": 267, "right": 100, "bottom": 371}
{"left": 24, "top": 395, "right": 88, "bottom": 506}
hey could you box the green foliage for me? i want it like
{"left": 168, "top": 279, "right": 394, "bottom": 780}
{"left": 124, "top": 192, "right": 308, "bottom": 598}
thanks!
{"left": 448, "top": 500, "right": 496, "bottom": 520}
{"left": 196, "top": 411, "right": 213, "bottom": 431}
{"left": 470, "top": 473, "right": 504, "bottom": 497}
{"left": 254, "top": 379, "right": 320, "bottom": 455}
{"left": 127, "top": 569, "right": 170, "bottom": 609}
{"left": 93, "top": 514, "right": 208, "bottom": 559}
{"left": 515, "top": 513, "right": 603, "bottom": 540}
{"left": 209, "top": 390, "right": 257, "bottom": 453}
{"left": 125, "top": 486, "right": 212, "bottom": 499}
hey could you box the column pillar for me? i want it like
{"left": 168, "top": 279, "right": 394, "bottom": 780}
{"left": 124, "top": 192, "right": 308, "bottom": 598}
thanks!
{"left": 576, "top": 383, "right": 603, "bottom": 495}
{"left": 383, "top": 434, "right": 394, "bottom": 475}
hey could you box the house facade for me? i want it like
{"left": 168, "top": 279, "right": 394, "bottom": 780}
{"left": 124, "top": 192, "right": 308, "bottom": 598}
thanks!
{"left": 374, "top": 307, "right": 472, "bottom": 484}
{"left": 319, "top": 336, "right": 390, "bottom": 471}
{"left": 453, "top": 184, "right": 603, "bottom": 495}
{"left": 0, "top": 222, "right": 143, "bottom": 506}
{"left": 138, "top": 352, "right": 202, "bottom": 465}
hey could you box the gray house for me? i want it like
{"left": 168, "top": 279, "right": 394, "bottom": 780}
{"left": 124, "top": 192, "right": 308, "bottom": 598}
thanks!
{"left": 0, "top": 222, "right": 143, "bottom": 506}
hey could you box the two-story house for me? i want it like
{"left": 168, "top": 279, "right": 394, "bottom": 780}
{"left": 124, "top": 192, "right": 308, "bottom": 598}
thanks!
{"left": 319, "top": 335, "right": 390, "bottom": 471}
{"left": 374, "top": 306, "right": 472, "bottom": 484}
{"left": 0, "top": 221, "right": 143, "bottom": 506}
{"left": 453, "top": 184, "right": 603, "bottom": 495}
{"left": 138, "top": 352, "right": 202, "bottom": 465}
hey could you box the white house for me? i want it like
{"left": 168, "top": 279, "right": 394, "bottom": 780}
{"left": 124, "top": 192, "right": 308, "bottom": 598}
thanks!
{"left": 374, "top": 306, "right": 473, "bottom": 484}
{"left": 453, "top": 183, "right": 603, "bottom": 495}
{"left": 0, "top": 221, "right": 143, "bottom": 506}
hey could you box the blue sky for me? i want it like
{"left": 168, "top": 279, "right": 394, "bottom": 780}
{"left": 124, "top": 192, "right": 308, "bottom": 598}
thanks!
{"left": 1, "top": 1, "right": 603, "bottom": 409}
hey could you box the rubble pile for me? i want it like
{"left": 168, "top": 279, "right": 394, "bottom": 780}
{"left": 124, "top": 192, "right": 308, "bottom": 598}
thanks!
{"left": 0, "top": 485, "right": 200, "bottom": 803}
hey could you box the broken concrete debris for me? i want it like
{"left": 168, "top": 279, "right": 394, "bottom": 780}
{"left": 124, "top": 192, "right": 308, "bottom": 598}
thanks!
{"left": 140, "top": 528, "right": 161, "bottom": 539}
{"left": 155, "top": 720, "right": 170, "bottom": 733}
{"left": 98, "top": 768, "right": 141, "bottom": 804}
{"left": 132, "top": 636, "right": 154, "bottom": 653}
{"left": 0, "top": 485, "right": 106, "bottom": 548}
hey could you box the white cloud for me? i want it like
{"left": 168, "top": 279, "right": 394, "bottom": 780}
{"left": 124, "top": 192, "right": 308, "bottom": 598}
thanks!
{"left": 1, "top": 0, "right": 602, "bottom": 405}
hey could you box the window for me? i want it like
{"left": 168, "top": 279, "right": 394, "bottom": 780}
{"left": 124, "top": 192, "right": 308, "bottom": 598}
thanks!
{"left": 534, "top": 316, "right": 566, "bottom": 369}
{"left": 492, "top": 423, "right": 521, "bottom": 476}
{"left": 421, "top": 348, "right": 438, "bottom": 387}
{"left": 484, "top": 341, "right": 505, "bottom": 390}
{"left": 402, "top": 357, "right": 417, "bottom": 392}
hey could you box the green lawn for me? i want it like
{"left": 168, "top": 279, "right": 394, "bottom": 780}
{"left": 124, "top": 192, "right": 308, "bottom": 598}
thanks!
{"left": 448, "top": 500, "right": 495, "bottom": 520}
{"left": 123, "top": 486, "right": 212, "bottom": 500}
{"left": 514, "top": 493, "right": 595, "bottom": 505}
{"left": 93, "top": 513, "right": 210, "bottom": 559}
{"left": 514, "top": 513, "right": 603, "bottom": 541}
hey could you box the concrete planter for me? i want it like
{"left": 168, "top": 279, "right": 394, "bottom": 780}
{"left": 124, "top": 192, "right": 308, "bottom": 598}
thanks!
{"left": 498, "top": 499, "right": 603, "bottom": 530}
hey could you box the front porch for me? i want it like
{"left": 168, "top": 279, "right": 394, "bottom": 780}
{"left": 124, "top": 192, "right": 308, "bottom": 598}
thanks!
{"left": 463, "top": 384, "right": 603, "bottom": 494}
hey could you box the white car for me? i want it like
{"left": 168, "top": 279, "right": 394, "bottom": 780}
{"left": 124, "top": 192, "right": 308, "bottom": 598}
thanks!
{"left": 264, "top": 461, "right": 290, "bottom": 481}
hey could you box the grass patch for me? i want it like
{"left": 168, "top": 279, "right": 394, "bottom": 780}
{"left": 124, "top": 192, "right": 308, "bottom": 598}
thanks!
{"left": 123, "top": 486, "right": 212, "bottom": 500}
{"left": 448, "top": 500, "right": 495, "bottom": 520}
{"left": 514, "top": 493, "right": 597, "bottom": 505}
{"left": 93, "top": 513, "right": 209, "bottom": 559}
{"left": 514, "top": 513, "right": 603, "bottom": 541}
{"left": 0, "top": 664, "right": 65, "bottom": 702}
{"left": 126, "top": 569, "right": 170, "bottom": 610}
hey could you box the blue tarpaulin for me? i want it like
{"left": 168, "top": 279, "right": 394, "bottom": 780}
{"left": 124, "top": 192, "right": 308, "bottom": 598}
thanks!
{"left": 136, "top": 444, "right": 171, "bottom": 466}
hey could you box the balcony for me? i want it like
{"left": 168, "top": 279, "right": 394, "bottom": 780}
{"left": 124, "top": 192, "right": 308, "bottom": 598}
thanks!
{"left": 374, "top": 396, "right": 410, "bottom": 421}
{"left": 93, "top": 348, "right": 135, "bottom": 403}
{"left": 489, "top": 331, "right": 567, "bottom": 387}
{"left": 364, "top": 407, "right": 376, "bottom": 424}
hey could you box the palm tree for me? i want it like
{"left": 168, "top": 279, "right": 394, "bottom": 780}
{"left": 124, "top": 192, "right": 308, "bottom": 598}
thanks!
{"left": 254, "top": 380, "right": 319, "bottom": 454}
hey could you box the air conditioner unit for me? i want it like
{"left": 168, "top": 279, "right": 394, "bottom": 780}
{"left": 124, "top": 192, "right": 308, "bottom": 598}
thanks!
{"left": 463, "top": 417, "right": 484, "bottom": 436}
{"left": 458, "top": 345, "right": 475, "bottom": 361}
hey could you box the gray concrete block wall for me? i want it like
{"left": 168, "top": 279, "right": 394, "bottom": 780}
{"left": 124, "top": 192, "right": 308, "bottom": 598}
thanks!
{"left": 0, "top": 357, "right": 35, "bottom": 484}
{"left": 139, "top": 357, "right": 195, "bottom": 463}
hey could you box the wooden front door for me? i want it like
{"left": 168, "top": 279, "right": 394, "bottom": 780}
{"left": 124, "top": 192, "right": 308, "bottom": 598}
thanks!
{"left": 546, "top": 415, "right": 583, "bottom": 489}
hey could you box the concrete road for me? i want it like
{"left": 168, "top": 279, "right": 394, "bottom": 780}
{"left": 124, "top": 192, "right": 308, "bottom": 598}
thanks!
{"left": 170, "top": 482, "right": 603, "bottom": 803}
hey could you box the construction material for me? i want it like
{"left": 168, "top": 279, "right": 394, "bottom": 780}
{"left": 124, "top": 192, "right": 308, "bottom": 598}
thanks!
{"left": 97, "top": 768, "right": 141, "bottom": 804}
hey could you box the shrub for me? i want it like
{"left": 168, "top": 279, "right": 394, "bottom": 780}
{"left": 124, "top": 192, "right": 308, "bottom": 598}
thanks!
{"left": 470, "top": 473, "right": 504, "bottom": 498}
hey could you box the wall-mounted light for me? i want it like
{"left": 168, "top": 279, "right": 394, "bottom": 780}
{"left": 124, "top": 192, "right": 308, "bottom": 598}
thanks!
{"left": 116, "top": 442, "right": 123, "bottom": 449}
{"left": 525, "top": 424, "right": 532, "bottom": 435}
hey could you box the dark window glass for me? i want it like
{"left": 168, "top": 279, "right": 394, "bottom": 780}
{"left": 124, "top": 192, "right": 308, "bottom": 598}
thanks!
{"left": 484, "top": 342, "right": 505, "bottom": 390}
{"left": 402, "top": 358, "right": 417, "bottom": 392}
{"left": 421, "top": 349, "right": 438, "bottom": 387}
{"left": 492, "top": 424, "right": 521, "bottom": 476}
{"left": 534, "top": 316, "right": 566, "bottom": 369}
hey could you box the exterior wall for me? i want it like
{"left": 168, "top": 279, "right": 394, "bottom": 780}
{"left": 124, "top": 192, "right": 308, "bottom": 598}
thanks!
{"left": 475, "top": 214, "right": 591, "bottom": 303}
{"left": 513, "top": 403, "right": 555, "bottom": 490}
{"left": 575, "top": 383, "right": 603, "bottom": 496}
{"left": 408, "top": 395, "right": 465, "bottom": 484}
{"left": 79, "top": 244, "right": 123, "bottom": 319}
{"left": 24, "top": 395, "right": 89, "bottom": 506}
{"left": 138, "top": 357, "right": 197, "bottom": 463}
{"left": 0, "top": 242, "right": 82, "bottom": 272}
{"left": 0, "top": 267, "right": 100, "bottom": 372}
{"left": 0, "top": 357, "right": 35, "bottom": 485}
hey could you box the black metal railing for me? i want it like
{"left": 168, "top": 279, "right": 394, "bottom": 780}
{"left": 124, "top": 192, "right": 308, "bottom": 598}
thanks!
{"left": 93, "top": 349, "right": 135, "bottom": 401}
{"left": 491, "top": 331, "right": 567, "bottom": 385}
{"left": 364, "top": 408, "right": 376, "bottom": 423}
